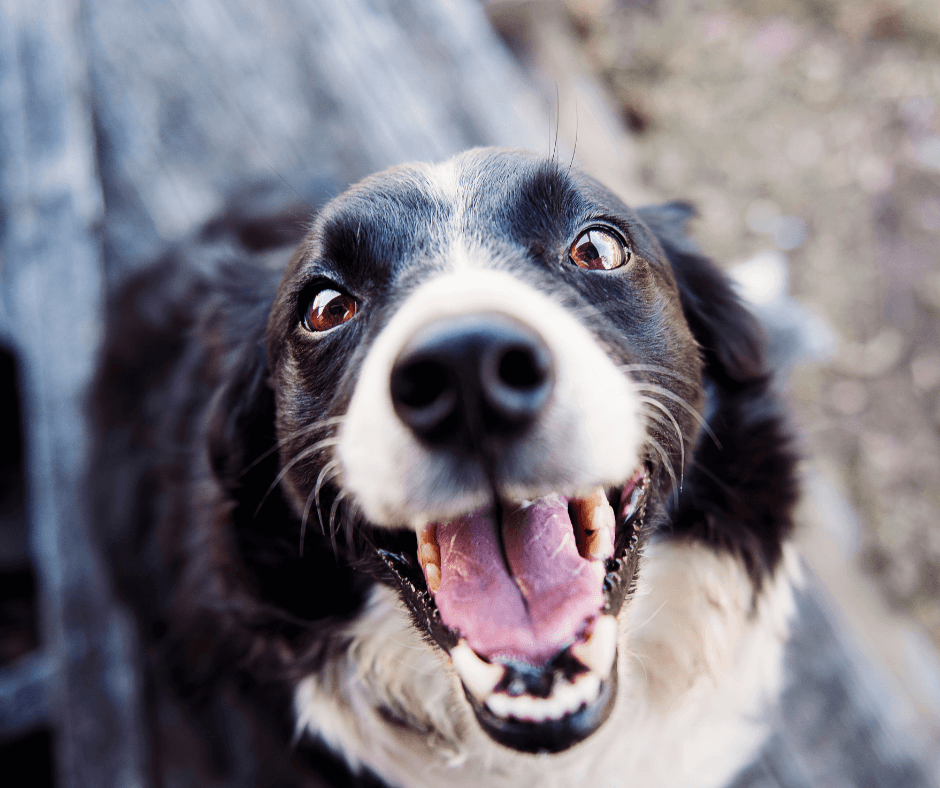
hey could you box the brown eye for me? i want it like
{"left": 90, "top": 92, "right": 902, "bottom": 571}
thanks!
{"left": 569, "top": 227, "right": 630, "bottom": 271}
{"left": 303, "top": 288, "right": 358, "bottom": 332}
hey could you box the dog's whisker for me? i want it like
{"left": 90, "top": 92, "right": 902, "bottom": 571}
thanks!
{"left": 646, "top": 435, "right": 679, "bottom": 503}
{"left": 632, "top": 599, "right": 669, "bottom": 634}
{"left": 241, "top": 415, "right": 345, "bottom": 476}
{"left": 313, "top": 459, "right": 342, "bottom": 536}
{"left": 299, "top": 486, "right": 318, "bottom": 558}
{"left": 254, "top": 436, "right": 341, "bottom": 517}
{"left": 328, "top": 490, "right": 349, "bottom": 557}
{"left": 299, "top": 459, "right": 341, "bottom": 555}
{"left": 627, "top": 649, "right": 650, "bottom": 684}
{"left": 636, "top": 383, "right": 722, "bottom": 450}
{"left": 639, "top": 396, "right": 686, "bottom": 489}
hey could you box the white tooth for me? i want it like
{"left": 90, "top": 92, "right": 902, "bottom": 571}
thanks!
{"left": 512, "top": 695, "right": 536, "bottom": 720}
{"left": 543, "top": 696, "right": 563, "bottom": 720}
{"left": 570, "top": 615, "right": 618, "bottom": 677}
{"left": 574, "top": 673, "right": 602, "bottom": 704}
{"left": 526, "top": 698, "right": 547, "bottom": 722}
{"left": 451, "top": 641, "right": 504, "bottom": 700}
{"left": 486, "top": 693, "right": 510, "bottom": 717}
{"left": 554, "top": 680, "right": 576, "bottom": 710}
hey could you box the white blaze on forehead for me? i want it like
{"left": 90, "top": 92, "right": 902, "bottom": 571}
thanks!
{"left": 420, "top": 157, "right": 464, "bottom": 207}
{"left": 338, "top": 267, "right": 644, "bottom": 527}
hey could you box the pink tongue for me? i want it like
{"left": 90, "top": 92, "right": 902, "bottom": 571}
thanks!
{"left": 433, "top": 494, "right": 603, "bottom": 665}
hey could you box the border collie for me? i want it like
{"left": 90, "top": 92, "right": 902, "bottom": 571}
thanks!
{"left": 93, "top": 148, "right": 799, "bottom": 788}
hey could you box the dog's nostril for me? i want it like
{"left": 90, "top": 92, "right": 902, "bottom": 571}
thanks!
{"left": 393, "top": 359, "right": 449, "bottom": 409}
{"left": 497, "top": 346, "right": 550, "bottom": 391}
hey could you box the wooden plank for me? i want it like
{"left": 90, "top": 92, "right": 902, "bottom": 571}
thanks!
{"left": 732, "top": 579, "right": 939, "bottom": 788}
{"left": 82, "top": 0, "right": 552, "bottom": 278}
{"left": 0, "top": 653, "right": 53, "bottom": 738}
{"left": 0, "top": 0, "right": 149, "bottom": 784}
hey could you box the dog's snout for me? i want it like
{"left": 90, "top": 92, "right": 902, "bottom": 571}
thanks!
{"left": 389, "top": 314, "right": 554, "bottom": 449}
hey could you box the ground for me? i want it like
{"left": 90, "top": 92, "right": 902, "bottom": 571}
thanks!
{"left": 559, "top": 0, "right": 940, "bottom": 648}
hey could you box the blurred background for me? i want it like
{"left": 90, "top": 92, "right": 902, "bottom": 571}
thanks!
{"left": 0, "top": 0, "right": 938, "bottom": 785}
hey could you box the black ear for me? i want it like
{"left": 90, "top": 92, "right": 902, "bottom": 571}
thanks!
{"left": 637, "top": 202, "right": 766, "bottom": 387}
{"left": 201, "top": 262, "right": 280, "bottom": 488}
{"left": 638, "top": 203, "right": 798, "bottom": 590}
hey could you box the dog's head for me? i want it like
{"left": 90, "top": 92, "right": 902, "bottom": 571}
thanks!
{"left": 257, "top": 148, "right": 767, "bottom": 754}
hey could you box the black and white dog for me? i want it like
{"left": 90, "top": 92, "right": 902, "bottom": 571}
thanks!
{"left": 93, "top": 148, "right": 799, "bottom": 788}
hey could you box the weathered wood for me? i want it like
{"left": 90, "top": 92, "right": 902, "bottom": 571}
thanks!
{"left": 81, "top": 0, "right": 551, "bottom": 279}
{"left": 0, "top": 653, "right": 53, "bottom": 738}
{"left": 733, "top": 578, "right": 939, "bottom": 788}
{"left": 0, "top": 0, "right": 148, "bottom": 784}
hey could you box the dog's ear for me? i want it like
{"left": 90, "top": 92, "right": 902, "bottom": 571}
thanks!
{"left": 201, "top": 262, "right": 280, "bottom": 487}
{"left": 638, "top": 202, "right": 765, "bottom": 386}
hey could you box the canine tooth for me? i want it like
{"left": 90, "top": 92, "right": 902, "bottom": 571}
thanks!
{"left": 451, "top": 641, "right": 504, "bottom": 699}
{"left": 419, "top": 541, "right": 440, "bottom": 567}
{"left": 416, "top": 523, "right": 441, "bottom": 588}
{"left": 584, "top": 525, "right": 614, "bottom": 561}
{"left": 573, "top": 487, "right": 615, "bottom": 560}
{"left": 570, "top": 614, "right": 618, "bottom": 677}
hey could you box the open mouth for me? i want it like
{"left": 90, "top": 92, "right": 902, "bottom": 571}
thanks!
{"left": 377, "top": 462, "right": 652, "bottom": 753}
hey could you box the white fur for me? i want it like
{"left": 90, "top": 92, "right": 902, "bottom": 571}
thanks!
{"left": 294, "top": 542, "right": 801, "bottom": 788}
{"left": 338, "top": 266, "right": 644, "bottom": 527}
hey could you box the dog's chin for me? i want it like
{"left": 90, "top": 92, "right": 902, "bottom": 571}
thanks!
{"left": 375, "top": 462, "right": 653, "bottom": 754}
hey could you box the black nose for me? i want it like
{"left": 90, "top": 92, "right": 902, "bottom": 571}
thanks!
{"left": 389, "top": 314, "right": 554, "bottom": 449}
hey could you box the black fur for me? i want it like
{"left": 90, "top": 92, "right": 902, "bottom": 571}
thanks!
{"left": 92, "top": 149, "right": 797, "bottom": 786}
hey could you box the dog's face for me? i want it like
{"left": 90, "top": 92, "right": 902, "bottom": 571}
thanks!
{"left": 265, "top": 148, "right": 705, "bottom": 753}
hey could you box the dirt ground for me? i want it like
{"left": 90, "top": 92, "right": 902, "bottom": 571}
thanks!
{"left": 556, "top": 0, "right": 940, "bottom": 648}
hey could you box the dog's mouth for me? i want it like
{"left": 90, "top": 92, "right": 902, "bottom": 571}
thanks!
{"left": 377, "top": 462, "right": 652, "bottom": 753}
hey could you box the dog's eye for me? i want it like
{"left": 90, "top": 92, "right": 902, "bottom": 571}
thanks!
{"left": 569, "top": 228, "right": 630, "bottom": 271}
{"left": 303, "top": 288, "right": 358, "bottom": 332}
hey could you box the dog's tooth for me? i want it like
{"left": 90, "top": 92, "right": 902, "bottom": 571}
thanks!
{"left": 419, "top": 541, "right": 441, "bottom": 567}
{"left": 590, "top": 493, "right": 616, "bottom": 533}
{"left": 451, "top": 641, "right": 504, "bottom": 700}
{"left": 416, "top": 523, "right": 440, "bottom": 577}
{"left": 570, "top": 614, "right": 618, "bottom": 677}
{"left": 416, "top": 521, "right": 437, "bottom": 546}
{"left": 486, "top": 693, "right": 511, "bottom": 718}
{"left": 572, "top": 487, "right": 615, "bottom": 561}
{"left": 425, "top": 563, "right": 441, "bottom": 593}
{"left": 585, "top": 524, "right": 614, "bottom": 561}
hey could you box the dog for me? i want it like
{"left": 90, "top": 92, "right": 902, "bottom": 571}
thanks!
{"left": 92, "top": 147, "right": 800, "bottom": 788}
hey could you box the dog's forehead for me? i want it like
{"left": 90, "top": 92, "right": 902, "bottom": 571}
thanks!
{"left": 303, "top": 149, "right": 650, "bottom": 281}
